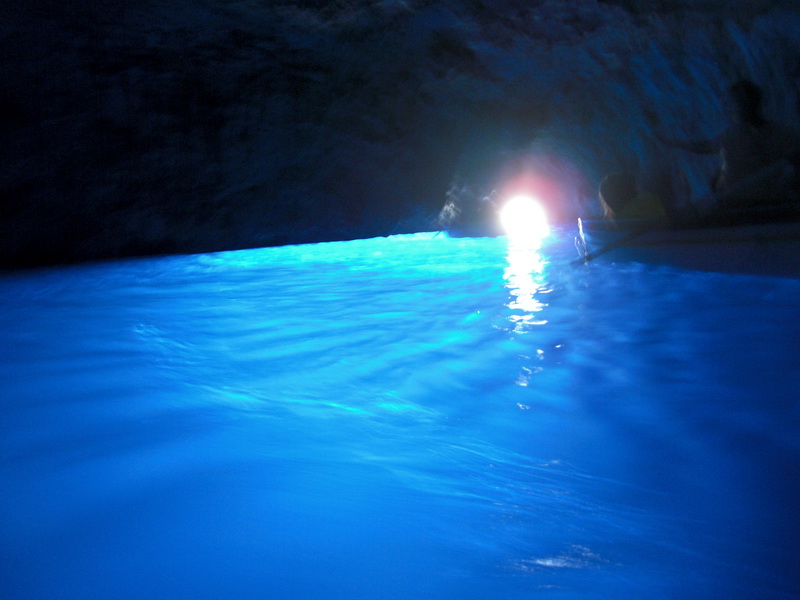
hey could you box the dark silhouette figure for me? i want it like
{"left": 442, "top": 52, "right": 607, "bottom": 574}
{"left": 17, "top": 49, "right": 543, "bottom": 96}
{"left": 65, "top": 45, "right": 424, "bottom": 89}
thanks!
{"left": 597, "top": 172, "right": 668, "bottom": 223}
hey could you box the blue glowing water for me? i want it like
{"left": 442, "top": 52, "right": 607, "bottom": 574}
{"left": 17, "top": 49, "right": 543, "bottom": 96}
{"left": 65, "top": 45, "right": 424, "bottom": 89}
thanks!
{"left": 1, "top": 231, "right": 799, "bottom": 599}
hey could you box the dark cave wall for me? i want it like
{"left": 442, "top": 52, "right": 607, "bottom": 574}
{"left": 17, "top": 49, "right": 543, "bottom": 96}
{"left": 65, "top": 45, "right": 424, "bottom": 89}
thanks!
{"left": 2, "top": 0, "right": 799, "bottom": 267}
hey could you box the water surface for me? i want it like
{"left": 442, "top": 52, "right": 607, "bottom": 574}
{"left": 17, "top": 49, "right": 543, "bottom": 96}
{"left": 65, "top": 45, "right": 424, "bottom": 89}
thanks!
{"left": 1, "top": 231, "right": 798, "bottom": 599}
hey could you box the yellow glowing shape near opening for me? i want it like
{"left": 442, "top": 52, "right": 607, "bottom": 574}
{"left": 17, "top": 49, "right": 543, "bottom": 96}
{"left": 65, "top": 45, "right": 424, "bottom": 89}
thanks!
{"left": 499, "top": 195, "right": 550, "bottom": 243}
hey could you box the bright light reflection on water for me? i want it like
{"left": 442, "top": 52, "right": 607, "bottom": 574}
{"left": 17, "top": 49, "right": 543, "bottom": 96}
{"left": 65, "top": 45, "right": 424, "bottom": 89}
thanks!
{"left": 504, "top": 233, "right": 550, "bottom": 330}
{"left": 1, "top": 230, "right": 799, "bottom": 600}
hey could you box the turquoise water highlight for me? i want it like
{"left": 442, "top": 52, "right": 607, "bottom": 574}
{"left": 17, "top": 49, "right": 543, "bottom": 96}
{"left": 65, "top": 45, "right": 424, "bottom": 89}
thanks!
{"left": 1, "top": 231, "right": 799, "bottom": 599}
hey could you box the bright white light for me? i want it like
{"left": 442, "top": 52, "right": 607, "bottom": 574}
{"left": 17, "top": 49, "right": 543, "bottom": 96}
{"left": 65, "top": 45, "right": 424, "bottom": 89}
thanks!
{"left": 499, "top": 195, "right": 550, "bottom": 243}
{"left": 501, "top": 195, "right": 550, "bottom": 334}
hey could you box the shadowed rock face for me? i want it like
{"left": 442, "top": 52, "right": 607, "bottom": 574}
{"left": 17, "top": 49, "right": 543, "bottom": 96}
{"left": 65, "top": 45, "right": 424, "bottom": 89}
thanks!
{"left": 2, "top": 0, "right": 798, "bottom": 267}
